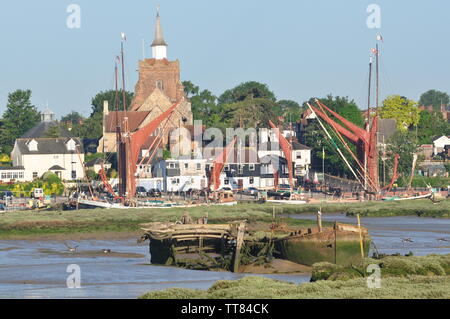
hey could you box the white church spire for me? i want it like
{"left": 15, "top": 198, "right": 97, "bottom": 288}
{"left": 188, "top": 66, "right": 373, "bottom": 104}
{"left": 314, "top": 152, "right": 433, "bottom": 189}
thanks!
{"left": 151, "top": 6, "right": 168, "bottom": 60}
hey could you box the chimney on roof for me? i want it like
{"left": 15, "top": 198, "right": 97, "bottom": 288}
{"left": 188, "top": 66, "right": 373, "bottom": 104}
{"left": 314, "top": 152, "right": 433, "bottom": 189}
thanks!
{"left": 103, "top": 100, "right": 109, "bottom": 115}
{"left": 151, "top": 6, "right": 168, "bottom": 60}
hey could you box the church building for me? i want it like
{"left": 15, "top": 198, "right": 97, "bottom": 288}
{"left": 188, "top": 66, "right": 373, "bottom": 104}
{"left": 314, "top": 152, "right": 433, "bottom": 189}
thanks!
{"left": 98, "top": 9, "right": 193, "bottom": 154}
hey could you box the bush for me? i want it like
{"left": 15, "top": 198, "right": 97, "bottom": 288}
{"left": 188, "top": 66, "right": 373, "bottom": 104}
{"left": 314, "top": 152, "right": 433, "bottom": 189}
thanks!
{"left": 42, "top": 171, "right": 61, "bottom": 184}
{"left": 311, "top": 262, "right": 342, "bottom": 281}
{"left": 139, "top": 288, "right": 206, "bottom": 299}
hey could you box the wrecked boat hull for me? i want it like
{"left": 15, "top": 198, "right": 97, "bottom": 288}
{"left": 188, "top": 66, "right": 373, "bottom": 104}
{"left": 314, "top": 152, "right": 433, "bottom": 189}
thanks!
{"left": 276, "top": 227, "right": 371, "bottom": 266}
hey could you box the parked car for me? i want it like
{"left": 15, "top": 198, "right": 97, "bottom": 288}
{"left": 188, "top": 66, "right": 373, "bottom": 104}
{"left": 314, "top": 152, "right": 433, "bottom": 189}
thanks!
{"left": 147, "top": 189, "right": 162, "bottom": 198}
{"left": 0, "top": 190, "right": 14, "bottom": 200}
{"left": 136, "top": 186, "right": 148, "bottom": 198}
{"left": 243, "top": 187, "right": 259, "bottom": 196}
{"left": 31, "top": 188, "right": 44, "bottom": 199}
{"left": 220, "top": 187, "right": 232, "bottom": 191}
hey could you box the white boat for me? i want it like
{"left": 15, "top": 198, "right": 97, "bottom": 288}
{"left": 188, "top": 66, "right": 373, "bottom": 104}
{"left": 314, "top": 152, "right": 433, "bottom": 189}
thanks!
{"left": 266, "top": 199, "right": 307, "bottom": 205}
{"left": 381, "top": 193, "right": 432, "bottom": 201}
{"left": 77, "top": 198, "right": 237, "bottom": 209}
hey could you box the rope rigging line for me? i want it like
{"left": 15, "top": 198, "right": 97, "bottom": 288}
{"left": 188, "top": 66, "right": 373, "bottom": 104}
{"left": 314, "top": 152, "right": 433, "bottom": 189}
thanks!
{"left": 315, "top": 101, "right": 378, "bottom": 191}
{"left": 306, "top": 103, "right": 364, "bottom": 187}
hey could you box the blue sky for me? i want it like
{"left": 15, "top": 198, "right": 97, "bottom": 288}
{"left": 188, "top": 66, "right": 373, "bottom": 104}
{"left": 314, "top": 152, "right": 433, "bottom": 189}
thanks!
{"left": 0, "top": 0, "right": 449, "bottom": 118}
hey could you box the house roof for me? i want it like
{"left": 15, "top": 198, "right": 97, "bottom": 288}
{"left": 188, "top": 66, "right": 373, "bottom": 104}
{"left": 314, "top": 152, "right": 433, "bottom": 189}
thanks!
{"left": 432, "top": 135, "right": 450, "bottom": 142}
{"left": 260, "top": 154, "right": 288, "bottom": 164}
{"left": 104, "top": 111, "right": 150, "bottom": 133}
{"left": 15, "top": 138, "right": 83, "bottom": 155}
{"left": 377, "top": 119, "right": 397, "bottom": 141}
{"left": 0, "top": 166, "right": 24, "bottom": 170}
{"left": 85, "top": 158, "right": 111, "bottom": 167}
{"left": 21, "top": 121, "right": 72, "bottom": 139}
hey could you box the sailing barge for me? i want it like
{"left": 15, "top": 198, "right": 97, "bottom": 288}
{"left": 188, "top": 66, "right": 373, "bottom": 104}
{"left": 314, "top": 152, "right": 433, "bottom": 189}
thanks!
{"left": 139, "top": 214, "right": 371, "bottom": 272}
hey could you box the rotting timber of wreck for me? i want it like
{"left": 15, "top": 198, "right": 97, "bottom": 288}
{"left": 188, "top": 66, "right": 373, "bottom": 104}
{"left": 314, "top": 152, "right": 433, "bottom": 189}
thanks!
{"left": 138, "top": 211, "right": 371, "bottom": 273}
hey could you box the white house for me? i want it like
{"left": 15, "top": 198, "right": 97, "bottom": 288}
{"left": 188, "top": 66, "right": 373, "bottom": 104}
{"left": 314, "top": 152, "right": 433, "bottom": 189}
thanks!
{"left": 432, "top": 136, "right": 450, "bottom": 156}
{"left": 85, "top": 158, "right": 111, "bottom": 174}
{"left": 10, "top": 138, "right": 85, "bottom": 181}
{"left": 258, "top": 140, "right": 311, "bottom": 177}
{"left": 165, "top": 158, "right": 207, "bottom": 192}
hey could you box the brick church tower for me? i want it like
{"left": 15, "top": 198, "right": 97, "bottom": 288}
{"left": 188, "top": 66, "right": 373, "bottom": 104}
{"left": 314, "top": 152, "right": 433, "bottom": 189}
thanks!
{"left": 130, "top": 9, "right": 193, "bottom": 128}
{"left": 98, "top": 8, "right": 193, "bottom": 154}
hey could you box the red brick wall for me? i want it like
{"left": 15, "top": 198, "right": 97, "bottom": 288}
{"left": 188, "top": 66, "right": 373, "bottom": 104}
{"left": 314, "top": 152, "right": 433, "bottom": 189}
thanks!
{"left": 130, "top": 58, "right": 184, "bottom": 110}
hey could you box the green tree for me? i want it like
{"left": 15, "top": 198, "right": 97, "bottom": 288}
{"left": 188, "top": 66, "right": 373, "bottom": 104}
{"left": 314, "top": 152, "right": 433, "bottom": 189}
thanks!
{"left": 217, "top": 82, "right": 278, "bottom": 129}
{"left": 0, "top": 90, "right": 40, "bottom": 153}
{"left": 302, "top": 95, "right": 365, "bottom": 178}
{"left": 276, "top": 100, "right": 302, "bottom": 122}
{"left": 43, "top": 124, "right": 63, "bottom": 138}
{"left": 90, "top": 90, "right": 133, "bottom": 116}
{"left": 419, "top": 90, "right": 450, "bottom": 112}
{"left": 416, "top": 110, "right": 450, "bottom": 144}
{"left": 61, "top": 111, "right": 84, "bottom": 125}
{"left": 182, "top": 81, "right": 200, "bottom": 98}
{"left": 386, "top": 131, "right": 419, "bottom": 183}
{"left": 218, "top": 81, "right": 276, "bottom": 105}
{"left": 77, "top": 112, "right": 103, "bottom": 139}
{"left": 222, "top": 96, "right": 277, "bottom": 128}
{"left": 379, "top": 95, "right": 420, "bottom": 132}
{"left": 61, "top": 111, "right": 85, "bottom": 137}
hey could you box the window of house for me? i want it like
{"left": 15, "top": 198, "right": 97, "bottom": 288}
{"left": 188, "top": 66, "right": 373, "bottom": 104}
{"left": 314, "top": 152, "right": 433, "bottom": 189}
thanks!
{"left": 196, "top": 163, "right": 201, "bottom": 170}
{"left": 19, "top": 172, "right": 24, "bottom": 179}
{"left": 238, "top": 165, "right": 243, "bottom": 174}
{"left": 224, "top": 179, "right": 229, "bottom": 185}
{"left": 71, "top": 170, "right": 76, "bottom": 179}
{"left": 224, "top": 165, "right": 230, "bottom": 171}
{"left": 249, "top": 177, "right": 254, "bottom": 184}
{"left": 249, "top": 164, "right": 255, "bottom": 171}
{"left": 1, "top": 173, "right": 6, "bottom": 179}
{"left": 184, "top": 163, "right": 189, "bottom": 169}
{"left": 33, "top": 172, "right": 38, "bottom": 179}
{"left": 169, "top": 163, "right": 175, "bottom": 169}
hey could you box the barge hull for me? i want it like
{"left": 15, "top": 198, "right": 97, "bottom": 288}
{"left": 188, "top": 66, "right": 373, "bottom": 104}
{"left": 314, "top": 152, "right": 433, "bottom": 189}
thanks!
{"left": 276, "top": 230, "right": 370, "bottom": 266}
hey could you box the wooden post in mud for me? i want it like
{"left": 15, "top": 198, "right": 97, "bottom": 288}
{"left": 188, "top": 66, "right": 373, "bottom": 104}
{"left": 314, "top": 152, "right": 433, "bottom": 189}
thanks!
{"left": 334, "top": 221, "right": 337, "bottom": 264}
{"left": 357, "top": 214, "right": 365, "bottom": 260}
{"left": 233, "top": 222, "right": 246, "bottom": 273}
{"left": 317, "top": 210, "right": 323, "bottom": 232}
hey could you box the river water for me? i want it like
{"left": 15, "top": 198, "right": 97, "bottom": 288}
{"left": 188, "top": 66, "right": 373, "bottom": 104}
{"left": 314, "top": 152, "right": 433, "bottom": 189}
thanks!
{"left": 290, "top": 213, "right": 450, "bottom": 256}
{"left": 0, "top": 215, "right": 449, "bottom": 299}
{"left": 0, "top": 239, "right": 310, "bottom": 299}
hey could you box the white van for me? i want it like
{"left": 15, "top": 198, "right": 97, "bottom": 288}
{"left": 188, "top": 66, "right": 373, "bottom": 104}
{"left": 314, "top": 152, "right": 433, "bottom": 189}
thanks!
{"left": 32, "top": 188, "right": 44, "bottom": 199}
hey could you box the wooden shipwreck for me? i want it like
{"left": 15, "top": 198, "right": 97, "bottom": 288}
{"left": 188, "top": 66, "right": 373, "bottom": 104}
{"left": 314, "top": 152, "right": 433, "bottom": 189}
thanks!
{"left": 139, "top": 213, "right": 371, "bottom": 272}
{"left": 139, "top": 218, "right": 247, "bottom": 272}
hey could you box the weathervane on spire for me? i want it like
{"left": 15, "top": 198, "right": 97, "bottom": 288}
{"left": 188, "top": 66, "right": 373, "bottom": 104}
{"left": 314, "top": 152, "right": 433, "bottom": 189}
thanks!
{"left": 156, "top": 4, "right": 160, "bottom": 17}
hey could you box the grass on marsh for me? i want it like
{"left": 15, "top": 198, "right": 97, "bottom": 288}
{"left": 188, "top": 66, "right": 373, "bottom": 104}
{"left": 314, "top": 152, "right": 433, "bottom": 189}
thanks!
{"left": 139, "top": 275, "right": 450, "bottom": 299}
{"left": 0, "top": 203, "right": 321, "bottom": 238}
{"left": 1, "top": 199, "right": 449, "bottom": 237}
{"left": 310, "top": 254, "right": 450, "bottom": 281}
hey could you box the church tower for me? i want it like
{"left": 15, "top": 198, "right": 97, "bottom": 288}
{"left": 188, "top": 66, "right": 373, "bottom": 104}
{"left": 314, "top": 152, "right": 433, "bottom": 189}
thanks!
{"left": 151, "top": 9, "right": 168, "bottom": 60}
{"left": 98, "top": 7, "right": 194, "bottom": 154}
{"left": 129, "top": 7, "right": 193, "bottom": 138}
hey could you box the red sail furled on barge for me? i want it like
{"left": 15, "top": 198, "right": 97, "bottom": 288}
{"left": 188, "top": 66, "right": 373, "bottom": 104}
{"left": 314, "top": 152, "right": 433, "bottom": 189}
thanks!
{"left": 310, "top": 100, "right": 380, "bottom": 193}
